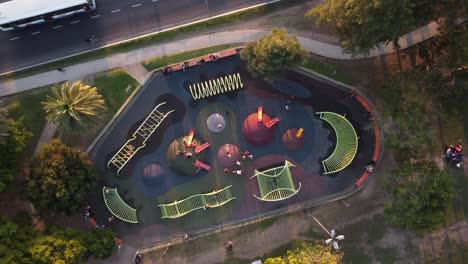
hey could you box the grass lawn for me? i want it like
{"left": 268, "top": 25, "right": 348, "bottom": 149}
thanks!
{"left": 438, "top": 112, "right": 468, "bottom": 226}
{"left": 301, "top": 59, "right": 352, "bottom": 85}
{"left": 430, "top": 239, "right": 468, "bottom": 264}
{"left": 142, "top": 44, "right": 238, "bottom": 71}
{"left": 5, "top": 85, "right": 53, "bottom": 143}
{"left": 59, "top": 68, "right": 138, "bottom": 148}
{"left": 92, "top": 68, "right": 139, "bottom": 113}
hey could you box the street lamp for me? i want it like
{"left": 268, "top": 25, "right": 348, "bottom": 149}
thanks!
{"left": 311, "top": 215, "right": 345, "bottom": 250}
{"left": 325, "top": 229, "right": 345, "bottom": 250}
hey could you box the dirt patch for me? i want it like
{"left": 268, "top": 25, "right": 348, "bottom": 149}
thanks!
{"left": 420, "top": 220, "right": 468, "bottom": 260}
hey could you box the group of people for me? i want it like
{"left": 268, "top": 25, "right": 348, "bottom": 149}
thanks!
{"left": 223, "top": 150, "right": 254, "bottom": 176}
{"left": 162, "top": 53, "right": 220, "bottom": 77}
{"left": 82, "top": 205, "right": 95, "bottom": 220}
{"left": 445, "top": 144, "right": 463, "bottom": 168}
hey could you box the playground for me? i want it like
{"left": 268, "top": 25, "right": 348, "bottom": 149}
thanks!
{"left": 89, "top": 50, "right": 378, "bottom": 247}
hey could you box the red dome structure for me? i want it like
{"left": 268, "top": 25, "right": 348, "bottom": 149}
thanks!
{"left": 282, "top": 128, "right": 305, "bottom": 151}
{"left": 242, "top": 113, "right": 275, "bottom": 146}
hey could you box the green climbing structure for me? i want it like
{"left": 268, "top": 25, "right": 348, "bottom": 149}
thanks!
{"left": 107, "top": 102, "right": 175, "bottom": 175}
{"left": 250, "top": 160, "right": 301, "bottom": 202}
{"left": 316, "top": 112, "right": 358, "bottom": 174}
{"left": 158, "top": 185, "right": 236, "bottom": 219}
{"left": 103, "top": 187, "right": 138, "bottom": 224}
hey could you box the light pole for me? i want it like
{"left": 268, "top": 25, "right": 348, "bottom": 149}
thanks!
{"left": 311, "top": 215, "right": 344, "bottom": 250}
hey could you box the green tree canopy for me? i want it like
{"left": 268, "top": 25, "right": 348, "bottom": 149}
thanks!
{"left": 384, "top": 161, "right": 454, "bottom": 232}
{"left": 0, "top": 213, "right": 116, "bottom": 263}
{"left": 0, "top": 215, "right": 37, "bottom": 264}
{"left": 0, "top": 117, "right": 32, "bottom": 192}
{"left": 240, "top": 28, "right": 308, "bottom": 79}
{"left": 83, "top": 228, "right": 116, "bottom": 259}
{"left": 25, "top": 139, "right": 96, "bottom": 215}
{"left": 42, "top": 81, "right": 106, "bottom": 133}
{"left": 264, "top": 241, "right": 343, "bottom": 264}
{"left": 306, "top": 0, "right": 415, "bottom": 55}
{"left": 378, "top": 71, "right": 434, "bottom": 160}
{"left": 29, "top": 235, "right": 85, "bottom": 264}
{"left": 0, "top": 109, "right": 8, "bottom": 145}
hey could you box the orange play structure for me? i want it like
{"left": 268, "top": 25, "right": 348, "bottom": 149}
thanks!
{"left": 184, "top": 129, "right": 195, "bottom": 147}
{"left": 296, "top": 128, "right": 304, "bottom": 138}
{"left": 257, "top": 106, "right": 263, "bottom": 122}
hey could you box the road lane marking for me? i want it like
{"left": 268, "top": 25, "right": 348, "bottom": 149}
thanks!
{"left": 70, "top": 20, "right": 80, "bottom": 24}
{"left": 111, "top": 9, "right": 120, "bottom": 13}
{"left": 132, "top": 3, "right": 142, "bottom": 7}
{"left": 53, "top": 25, "right": 63, "bottom": 29}
{"left": 9, "top": 37, "right": 20, "bottom": 40}
{"left": 152, "top": 0, "right": 158, "bottom": 2}
{"left": 90, "top": 14, "right": 101, "bottom": 19}
{"left": 31, "top": 31, "right": 40, "bottom": 35}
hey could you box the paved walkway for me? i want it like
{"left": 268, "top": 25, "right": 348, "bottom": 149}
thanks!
{"left": 0, "top": 21, "right": 440, "bottom": 97}
{"left": 33, "top": 122, "right": 59, "bottom": 154}
{"left": 121, "top": 63, "right": 151, "bottom": 84}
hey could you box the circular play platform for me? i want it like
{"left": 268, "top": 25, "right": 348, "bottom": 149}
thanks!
{"left": 143, "top": 163, "right": 163, "bottom": 184}
{"left": 207, "top": 113, "right": 226, "bottom": 133}
{"left": 217, "top": 144, "right": 241, "bottom": 167}
{"left": 242, "top": 113, "right": 274, "bottom": 146}
{"left": 282, "top": 128, "right": 305, "bottom": 151}
{"left": 167, "top": 137, "right": 206, "bottom": 176}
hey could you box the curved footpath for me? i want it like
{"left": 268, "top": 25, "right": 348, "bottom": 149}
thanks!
{"left": 0, "top": 21, "right": 440, "bottom": 97}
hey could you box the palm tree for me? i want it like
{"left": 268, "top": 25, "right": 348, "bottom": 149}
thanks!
{"left": 42, "top": 81, "right": 106, "bottom": 132}
{"left": 0, "top": 110, "right": 9, "bottom": 145}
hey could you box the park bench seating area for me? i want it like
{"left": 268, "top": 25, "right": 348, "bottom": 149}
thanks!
{"left": 250, "top": 160, "right": 301, "bottom": 202}
{"left": 107, "top": 102, "right": 175, "bottom": 175}
{"left": 169, "top": 48, "right": 238, "bottom": 72}
{"left": 316, "top": 112, "right": 358, "bottom": 174}
{"left": 102, "top": 187, "right": 138, "bottom": 224}
{"left": 158, "top": 185, "right": 236, "bottom": 219}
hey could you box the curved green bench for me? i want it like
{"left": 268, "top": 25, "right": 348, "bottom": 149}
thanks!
{"left": 250, "top": 160, "right": 301, "bottom": 202}
{"left": 102, "top": 187, "right": 138, "bottom": 224}
{"left": 316, "top": 112, "right": 358, "bottom": 174}
{"left": 158, "top": 185, "right": 236, "bottom": 219}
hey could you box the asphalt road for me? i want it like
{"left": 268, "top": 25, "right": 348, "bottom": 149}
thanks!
{"left": 0, "top": 0, "right": 272, "bottom": 74}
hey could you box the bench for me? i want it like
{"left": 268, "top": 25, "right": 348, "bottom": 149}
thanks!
{"left": 158, "top": 185, "right": 236, "bottom": 218}
{"left": 102, "top": 187, "right": 138, "bottom": 224}
{"left": 316, "top": 112, "right": 358, "bottom": 174}
{"left": 88, "top": 217, "right": 97, "bottom": 227}
{"left": 168, "top": 48, "right": 238, "bottom": 72}
{"left": 194, "top": 160, "right": 210, "bottom": 171}
{"left": 265, "top": 117, "right": 280, "bottom": 128}
{"left": 355, "top": 171, "right": 369, "bottom": 187}
{"left": 194, "top": 142, "right": 210, "bottom": 154}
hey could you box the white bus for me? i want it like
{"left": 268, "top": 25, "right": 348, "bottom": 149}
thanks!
{"left": 0, "top": 0, "right": 96, "bottom": 31}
